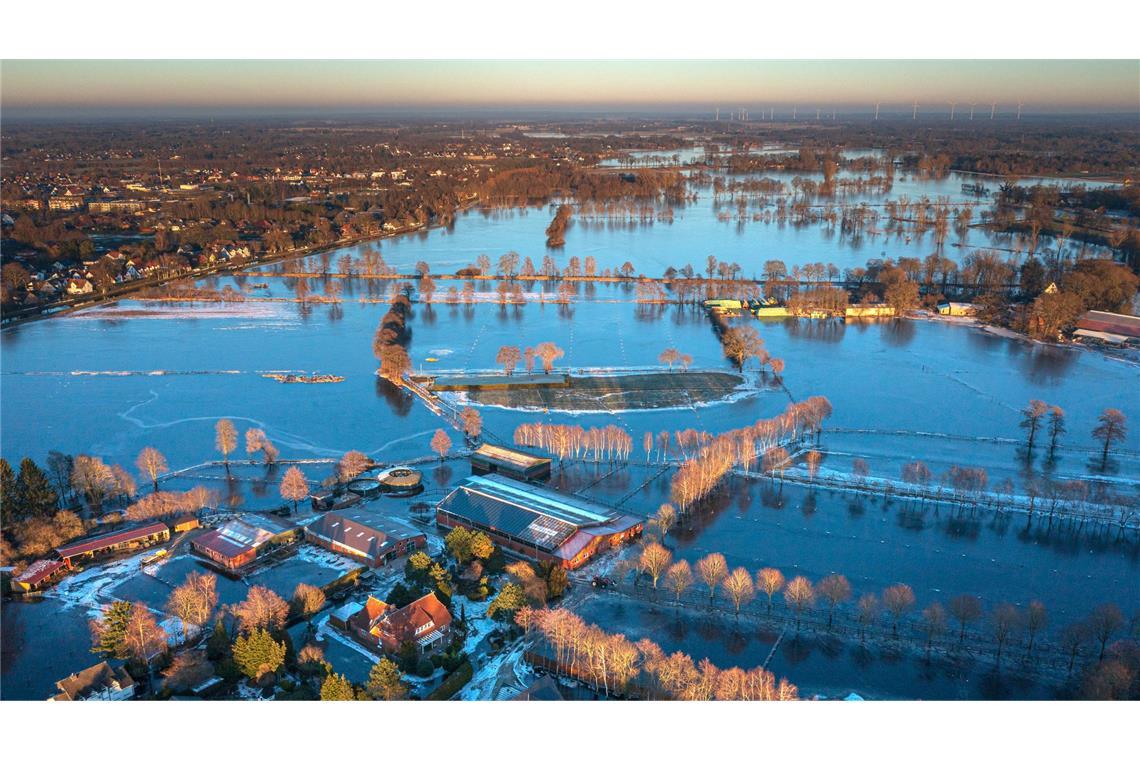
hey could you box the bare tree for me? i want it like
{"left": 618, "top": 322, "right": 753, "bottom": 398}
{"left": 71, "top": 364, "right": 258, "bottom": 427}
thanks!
{"left": 292, "top": 583, "right": 326, "bottom": 618}
{"left": 430, "top": 429, "right": 452, "bottom": 460}
{"left": 991, "top": 603, "right": 1021, "bottom": 663}
{"left": 1047, "top": 406, "right": 1066, "bottom": 457}
{"left": 857, "top": 593, "right": 879, "bottom": 641}
{"left": 696, "top": 553, "right": 728, "bottom": 603}
{"left": 279, "top": 466, "right": 309, "bottom": 510}
{"left": 136, "top": 447, "right": 169, "bottom": 492}
{"left": 756, "top": 567, "right": 785, "bottom": 612}
{"left": 804, "top": 451, "right": 822, "bottom": 484}
{"left": 215, "top": 419, "right": 237, "bottom": 470}
{"left": 1092, "top": 409, "right": 1127, "bottom": 469}
{"left": 1019, "top": 399, "right": 1048, "bottom": 453}
{"left": 882, "top": 583, "right": 916, "bottom": 636}
{"left": 496, "top": 345, "right": 523, "bottom": 375}
{"left": 659, "top": 347, "right": 682, "bottom": 371}
{"left": 723, "top": 567, "right": 755, "bottom": 617}
{"left": 233, "top": 586, "right": 289, "bottom": 632}
{"left": 816, "top": 574, "right": 852, "bottom": 628}
{"left": 921, "top": 602, "right": 947, "bottom": 658}
{"left": 949, "top": 594, "right": 983, "bottom": 643}
{"left": 337, "top": 451, "right": 370, "bottom": 481}
{"left": 665, "top": 560, "right": 694, "bottom": 604}
{"left": 534, "top": 342, "right": 566, "bottom": 374}
{"left": 1060, "top": 622, "right": 1089, "bottom": 673}
{"left": 1025, "top": 600, "right": 1048, "bottom": 654}
{"left": 165, "top": 571, "right": 218, "bottom": 640}
{"left": 783, "top": 576, "right": 815, "bottom": 629}
{"left": 639, "top": 542, "right": 673, "bottom": 589}
{"left": 650, "top": 503, "right": 677, "bottom": 544}
{"left": 1088, "top": 603, "right": 1124, "bottom": 660}
{"left": 460, "top": 407, "right": 483, "bottom": 442}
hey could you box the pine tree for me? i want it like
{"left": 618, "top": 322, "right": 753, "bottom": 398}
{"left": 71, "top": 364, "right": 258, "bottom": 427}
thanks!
{"left": 232, "top": 628, "right": 286, "bottom": 681}
{"left": 320, "top": 672, "right": 356, "bottom": 701}
{"left": 90, "top": 600, "right": 134, "bottom": 659}
{"left": 0, "top": 458, "right": 17, "bottom": 526}
{"left": 16, "top": 458, "right": 59, "bottom": 519}
{"left": 365, "top": 659, "right": 408, "bottom": 700}
{"left": 487, "top": 581, "right": 526, "bottom": 620}
{"left": 206, "top": 619, "right": 230, "bottom": 660}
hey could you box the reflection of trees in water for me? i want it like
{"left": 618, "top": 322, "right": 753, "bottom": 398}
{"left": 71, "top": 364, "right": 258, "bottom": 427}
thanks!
{"left": 783, "top": 318, "right": 846, "bottom": 344}
{"left": 850, "top": 644, "right": 875, "bottom": 670}
{"left": 801, "top": 491, "right": 818, "bottom": 518}
{"left": 375, "top": 377, "right": 413, "bottom": 417}
{"left": 224, "top": 474, "right": 244, "bottom": 509}
{"left": 420, "top": 304, "right": 436, "bottom": 326}
{"left": 1020, "top": 344, "right": 1077, "bottom": 383}
{"left": 783, "top": 635, "right": 813, "bottom": 667}
{"left": 432, "top": 464, "right": 452, "bottom": 489}
{"left": 634, "top": 303, "right": 667, "bottom": 322}
{"left": 942, "top": 514, "right": 982, "bottom": 541}
{"left": 880, "top": 318, "right": 916, "bottom": 347}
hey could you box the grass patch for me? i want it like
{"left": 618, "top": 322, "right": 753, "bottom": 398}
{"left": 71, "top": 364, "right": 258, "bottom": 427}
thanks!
{"left": 458, "top": 370, "right": 745, "bottom": 411}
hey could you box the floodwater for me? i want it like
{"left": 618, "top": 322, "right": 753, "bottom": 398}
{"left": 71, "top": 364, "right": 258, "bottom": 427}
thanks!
{"left": 1, "top": 163, "right": 1136, "bottom": 700}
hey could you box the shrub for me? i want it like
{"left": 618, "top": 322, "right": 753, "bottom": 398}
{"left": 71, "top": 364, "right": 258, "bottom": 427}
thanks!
{"left": 427, "top": 660, "right": 473, "bottom": 701}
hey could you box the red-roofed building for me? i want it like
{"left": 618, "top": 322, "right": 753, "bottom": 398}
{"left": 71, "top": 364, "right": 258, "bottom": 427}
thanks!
{"left": 1075, "top": 310, "right": 1140, "bottom": 343}
{"left": 349, "top": 592, "right": 453, "bottom": 654}
{"left": 190, "top": 514, "right": 297, "bottom": 571}
{"left": 12, "top": 558, "right": 67, "bottom": 592}
{"left": 55, "top": 522, "right": 170, "bottom": 568}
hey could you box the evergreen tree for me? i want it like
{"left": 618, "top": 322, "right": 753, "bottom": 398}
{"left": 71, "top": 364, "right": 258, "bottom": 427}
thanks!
{"left": 90, "top": 600, "right": 134, "bottom": 659}
{"left": 365, "top": 659, "right": 408, "bottom": 700}
{"left": 232, "top": 628, "right": 286, "bottom": 681}
{"left": 487, "top": 581, "right": 527, "bottom": 620}
{"left": 16, "top": 458, "right": 59, "bottom": 518}
{"left": 0, "top": 458, "right": 16, "bottom": 527}
{"left": 320, "top": 672, "right": 356, "bottom": 701}
{"left": 206, "top": 619, "right": 231, "bottom": 661}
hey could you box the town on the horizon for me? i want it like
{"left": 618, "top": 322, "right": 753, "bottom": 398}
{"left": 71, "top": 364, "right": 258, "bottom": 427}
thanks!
{"left": 1, "top": 57, "right": 1138, "bottom": 708}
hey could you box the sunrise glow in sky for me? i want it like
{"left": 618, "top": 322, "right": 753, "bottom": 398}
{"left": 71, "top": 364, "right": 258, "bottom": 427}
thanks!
{"left": 3, "top": 60, "right": 1137, "bottom": 117}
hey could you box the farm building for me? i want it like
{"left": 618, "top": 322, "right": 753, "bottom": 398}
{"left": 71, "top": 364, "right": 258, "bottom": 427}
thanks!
{"left": 1074, "top": 310, "right": 1140, "bottom": 345}
{"left": 310, "top": 490, "right": 363, "bottom": 512}
{"left": 348, "top": 592, "right": 453, "bottom": 654}
{"left": 435, "top": 474, "right": 643, "bottom": 569}
{"left": 169, "top": 516, "right": 200, "bottom": 533}
{"left": 55, "top": 522, "right": 170, "bottom": 569}
{"left": 52, "top": 662, "right": 135, "bottom": 701}
{"left": 12, "top": 558, "right": 67, "bottom": 593}
{"left": 470, "top": 443, "right": 552, "bottom": 481}
{"left": 845, "top": 305, "right": 896, "bottom": 318}
{"left": 305, "top": 511, "right": 426, "bottom": 567}
{"left": 191, "top": 514, "right": 298, "bottom": 571}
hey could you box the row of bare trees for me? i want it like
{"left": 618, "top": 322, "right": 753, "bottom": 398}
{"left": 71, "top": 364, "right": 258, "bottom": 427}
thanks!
{"left": 636, "top": 546, "right": 1133, "bottom": 669}
{"left": 495, "top": 342, "right": 564, "bottom": 375}
{"left": 513, "top": 422, "right": 633, "bottom": 462}
{"left": 667, "top": 397, "right": 833, "bottom": 511}
{"left": 516, "top": 606, "right": 797, "bottom": 700}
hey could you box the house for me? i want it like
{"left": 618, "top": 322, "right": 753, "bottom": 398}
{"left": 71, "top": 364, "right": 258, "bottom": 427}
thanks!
{"left": 349, "top": 592, "right": 453, "bottom": 654}
{"left": 937, "top": 301, "right": 978, "bottom": 317}
{"left": 305, "top": 512, "right": 426, "bottom": 567}
{"left": 470, "top": 443, "right": 552, "bottom": 481}
{"left": 12, "top": 558, "right": 67, "bottom": 593}
{"left": 52, "top": 662, "right": 136, "bottom": 701}
{"left": 436, "top": 474, "right": 644, "bottom": 569}
{"left": 55, "top": 522, "right": 171, "bottom": 569}
{"left": 66, "top": 278, "right": 94, "bottom": 296}
{"left": 190, "top": 514, "right": 298, "bottom": 571}
{"left": 845, "top": 305, "right": 896, "bottom": 318}
{"left": 510, "top": 674, "right": 564, "bottom": 701}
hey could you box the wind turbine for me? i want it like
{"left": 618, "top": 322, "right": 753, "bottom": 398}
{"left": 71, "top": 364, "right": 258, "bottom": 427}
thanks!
{"left": 990, "top": 102, "right": 997, "bottom": 120}
{"left": 770, "top": 107, "right": 774, "bottom": 120}
{"left": 792, "top": 105, "right": 797, "bottom": 120}
{"left": 816, "top": 108, "right": 821, "bottom": 120}
{"left": 912, "top": 101, "right": 919, "bottom": 121}
{"left": 874, "top": 102, "right": 881, "bottom": 120}
{"left": 1017, "top": 102, "right": 1024, "bottom": 121}
{"left": 715, "top": 107, "right": 719, "bottom": 121}
{"left": 949, "top": 102, "right": 957, "bottom": 121}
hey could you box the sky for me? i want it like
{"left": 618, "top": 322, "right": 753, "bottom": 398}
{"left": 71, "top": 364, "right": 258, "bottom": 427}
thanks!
{"left": 2, "top": 60, "right": 1137, "bottom": 118}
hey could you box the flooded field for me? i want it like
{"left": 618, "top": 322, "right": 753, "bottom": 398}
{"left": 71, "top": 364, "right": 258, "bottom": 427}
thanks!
{"left": 1, "top": 164, "right": 1136, "bottom": 700}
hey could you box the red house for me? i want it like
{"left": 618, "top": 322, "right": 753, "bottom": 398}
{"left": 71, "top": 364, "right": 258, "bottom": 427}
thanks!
{"left": 349, "top": 593, "right": 453, "bottom": 654}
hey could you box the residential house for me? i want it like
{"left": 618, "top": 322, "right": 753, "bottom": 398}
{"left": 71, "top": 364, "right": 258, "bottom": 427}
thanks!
{"left": 349, "top": 593, "right": 453, "bottom": 654}
{"left": 51, "top": 662, "right": 135, "bottom": 701}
